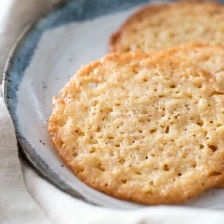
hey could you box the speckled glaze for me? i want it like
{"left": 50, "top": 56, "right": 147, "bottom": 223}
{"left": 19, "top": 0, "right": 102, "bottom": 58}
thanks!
{"left": 3, "top": 0, "right": 224, "bottom": 209}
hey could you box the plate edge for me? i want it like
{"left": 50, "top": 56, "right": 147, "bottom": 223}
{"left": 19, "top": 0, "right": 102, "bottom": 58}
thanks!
{"left": 2, "top": 0, "right": 97, "bottom": 207}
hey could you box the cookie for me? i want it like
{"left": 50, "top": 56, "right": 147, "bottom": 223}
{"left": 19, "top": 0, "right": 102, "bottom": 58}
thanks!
{"left": 110, "top": 1, "right": 224, "bottom": 53}
{"left": 155, "top": 43, "right": 224, "bottom": 87}
{"left": 162, "top": 43, "right": 224, "bottom": 187}
{"left": 49, "top": 52, "right": 224, "bottom": 205}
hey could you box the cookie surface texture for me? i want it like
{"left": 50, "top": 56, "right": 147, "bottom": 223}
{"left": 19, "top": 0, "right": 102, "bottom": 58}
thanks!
{"left": 155, "top": 44, "right": 224, "bottom": 88}
{"left": 154, "top": 44, "right": 224, "bottom": 188}
{"left": 110, "top": 1, "right": 224, "bottom": 53}
{"left": 49, "top": 52, "right": 224, "bottom": 205}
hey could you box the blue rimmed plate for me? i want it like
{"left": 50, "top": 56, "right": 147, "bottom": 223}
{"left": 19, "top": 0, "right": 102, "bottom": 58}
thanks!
{"left": 3, "top": 0, "right": 224, "bottom": 209}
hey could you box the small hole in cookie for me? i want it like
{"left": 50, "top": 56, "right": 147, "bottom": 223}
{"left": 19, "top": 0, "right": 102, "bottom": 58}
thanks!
{"left": 76, "top": 167, "right": 84, "bottom": 173}
{"left": 174, "top": 114, "right": 180, "bottom": 119}
{"left": 97, "top": 163, "right": 105, "bottom": 172}
{"left": 110, "top": 151, "right": 115, "bottom": 156}
{"left": 149, "top": 181, "right": 154, "bottom": 186}
{"left": 122, "top": 179, "right": 127, "bottom": 184}
{"left": 133, "top": 67, "right": 138, "bottom": 74}
{"left": 204, "top": 130, "right": 208, "bottom": 136}
{"left": 93, "top": 100, "right": 98, "bottom": 106}
{"left": 146, "top": 190, "right": 153, "bottom": 194}
{"left": 165, "top": 126, "right": 170, "bottom": 134}
{"left": 197, "top": 120, "right": 204, "bottom": 127}
{"left": 90, "top": 148, "right": 96, "bottom": 154}
{"left": 196, "top": 83, "right": 202, "bottom": 88}
{"left": 163, "top": 164, "right": 169, "bottom": 171}
{"left": 89, "top": 137, "right": 97, "bottom": 144}
{"left": 73, "top": 152, "right": 78, "bottom": 157}
{"left": 139, "top": 118, "right": 145, "bottom": 123}
{"left": 208, "top": 171, "right": 222, "bottom": 176}
{"left": 136, "top": 171, "right": 142, "bottom": 175}
{"left": 119, "top": 158, "right": 125, "bottom": 164}
{"left": 208, "top": 145, "right": 218, "bottom": 152}
{"left": 170, "top": 84, "right": 176, "bottom": 88}
{"left": 124, "top": 47, "right": 131, "bottom": 52}
{"left": 75, "top": 128, "right": 85, "bottom": 136}
{"left": 200, "top": 145, "right": 204, "bottom": 149}
{"left": 150, "top": 128, "right": 157, "bottom": 133}
{"left": 147, "top": 118, "right": 151, "bottom": 122}
{"left": 178, "top": 173, "right": 182, "bottom": 176}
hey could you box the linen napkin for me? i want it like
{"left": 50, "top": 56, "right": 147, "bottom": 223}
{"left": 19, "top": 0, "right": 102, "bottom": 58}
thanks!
{"left": 0, "top": 1, "right": 58, "bottom": 223}
{"left": 1, "top": 1, "right": 224, "bottom": 224}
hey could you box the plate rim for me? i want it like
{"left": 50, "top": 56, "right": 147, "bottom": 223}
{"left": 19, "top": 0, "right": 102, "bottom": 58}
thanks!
{"left": 2, "top": 0, "right": 94, "bottom": 206}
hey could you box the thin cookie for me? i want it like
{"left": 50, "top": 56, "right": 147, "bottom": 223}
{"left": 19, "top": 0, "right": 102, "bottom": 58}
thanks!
{"left": 49, "top": 52, "right": 224, "bottom": 205}
{"left": 110, "top": 1, "right": 224, "bottom": 53}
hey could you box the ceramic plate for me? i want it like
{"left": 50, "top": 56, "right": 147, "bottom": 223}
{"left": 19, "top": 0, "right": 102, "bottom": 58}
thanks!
{"left": 3, "top": 0, "right": 224, "bottom": 209}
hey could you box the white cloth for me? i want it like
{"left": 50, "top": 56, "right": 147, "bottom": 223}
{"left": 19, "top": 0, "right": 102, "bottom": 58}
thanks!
{"left": 1, "top": 1, "right": 224, "bottom": 224}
